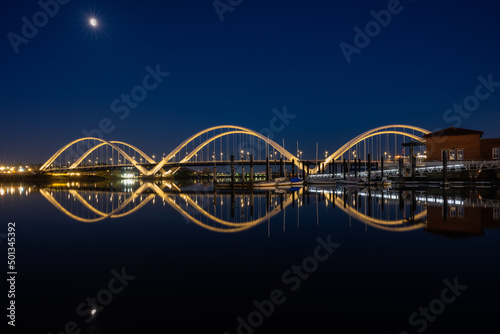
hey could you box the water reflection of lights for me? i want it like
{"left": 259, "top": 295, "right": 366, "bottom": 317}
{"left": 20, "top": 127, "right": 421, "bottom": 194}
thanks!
{"left": 0, "top": 186, "right": 32, "bottom": 196}
{"left": 8, "top": 183, "right": 500, "bottom": 233}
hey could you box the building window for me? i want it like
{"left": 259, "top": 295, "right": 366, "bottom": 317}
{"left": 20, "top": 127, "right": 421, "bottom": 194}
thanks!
{"left": 449, "top": 150, "right": 456, "bottom": 160}
{"left": 493, "top": 148, "right": 499, "bottom": 160}
{"left": 450, "top": 206, "right": 456, "bottom": 217}
{"left": 458, "top": 206, "right": 464, "bottom": 217}
{"left": 494, "top": 207, "right": 500, "bottom": 220}
{"left": 457, "top": 149, "right": 464, "bottom": 160}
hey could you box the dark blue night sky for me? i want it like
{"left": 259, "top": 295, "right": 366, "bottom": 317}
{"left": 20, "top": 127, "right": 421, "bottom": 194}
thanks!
{"left": 1, "top": 0, "right": 499, "bottom": 163}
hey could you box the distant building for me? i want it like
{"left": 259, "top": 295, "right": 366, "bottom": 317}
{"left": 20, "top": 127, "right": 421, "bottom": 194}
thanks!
{"left": 423, "top": 127, "right": 500, "bottom": 161}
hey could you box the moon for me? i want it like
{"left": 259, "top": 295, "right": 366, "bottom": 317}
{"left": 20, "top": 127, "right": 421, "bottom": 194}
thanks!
{"left": 90, "top": 18, "right": 97, "bottom": 27}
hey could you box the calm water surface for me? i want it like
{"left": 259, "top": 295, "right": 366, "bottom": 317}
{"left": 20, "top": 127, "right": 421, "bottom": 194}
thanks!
{"left": 1, "top": 181, "right": 499, "bottom": 333}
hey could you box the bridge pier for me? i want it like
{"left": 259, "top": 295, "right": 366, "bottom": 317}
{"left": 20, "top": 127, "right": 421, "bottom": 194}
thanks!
{"left": 266, "top": 157, "right": 270, "bottom": 181}
{"left": 343, "top": 158, "right": 347, "bottom": 180}
{"left": 398, "top": 158, "right": 403, "bottom": 178}
{"left": 442, "top": 150, "right": 449, "bottom": 188}
{"left": 367, "top": 154, "right": 371, "bottom": 187}
{"left": 231, "top": 155, "right": 235, "bottom": 183}
{"left": 280, "top": 157, "right": 283, "bottom": 177}
{"left": 381, "top": 156, "right": 384, "bottom": 179}
{"left": 250, "top": 155, "right": 254, "bottom": 183}
{"left": 291, "top": 159, "right": 295, "bottom": 178}
{"left": 410, "top": 144, "right": 415, "bottom": 180}
{"left": 213, "top": 166, "right": 217, "bottom": 184}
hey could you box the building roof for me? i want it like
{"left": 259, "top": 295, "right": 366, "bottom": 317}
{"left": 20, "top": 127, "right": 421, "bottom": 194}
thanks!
{"left": 423, "top": 126, "right": 484, "bottom": 138}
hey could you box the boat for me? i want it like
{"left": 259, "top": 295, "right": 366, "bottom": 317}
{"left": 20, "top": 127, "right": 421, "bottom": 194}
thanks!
{"left": 380, "top": 177, "right": 392, "bottom": 187}
{"left": 306, "top": 177, "right": 336, "bottom": 185}
{"left": 274, "top": 177, "right": 291, "bottom": 186}
{"left": 371, "top": 177, "right": 392, "bottom": 188}
{"left": 289, "top": 177, "right": 304, "bottom": 185}
{"left": 337, "top": 177, "right": 365, "bottom": 187}
{"left": 253, "top": 181, "right": 277, "bottom": 188}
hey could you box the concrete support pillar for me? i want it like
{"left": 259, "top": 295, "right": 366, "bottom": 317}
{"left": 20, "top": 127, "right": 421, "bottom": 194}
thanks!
{"left": 250, "top": 155, "right": 254, "bottom": 184}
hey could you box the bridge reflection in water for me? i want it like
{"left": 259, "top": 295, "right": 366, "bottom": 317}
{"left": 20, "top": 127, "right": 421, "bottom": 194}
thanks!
{"left": 5, "top": 181, "right": 497, "bottom": 237}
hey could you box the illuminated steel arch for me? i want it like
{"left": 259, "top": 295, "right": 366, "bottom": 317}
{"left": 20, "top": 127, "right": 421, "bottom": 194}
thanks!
{"left": 316, "top": 124, "right": 431, "bottom": 173}
{"left": 39, "top": 138, "right": 153, "bottom": 175}
{"left": 70, "top": 141, "right": 155, "bottom": 169}
{"left": 148, "top": 125, "right": 300, "bottom": 175}
{"left": 40, "top": 124, "right": 431, "bottom": 176}
{"left": 40, "top": 125, "right": 301, "bottom": 176}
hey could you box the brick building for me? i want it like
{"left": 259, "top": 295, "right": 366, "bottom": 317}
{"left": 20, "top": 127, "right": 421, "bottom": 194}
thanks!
{"left": 424, "top": 127, "right": 500, "bottom": 161}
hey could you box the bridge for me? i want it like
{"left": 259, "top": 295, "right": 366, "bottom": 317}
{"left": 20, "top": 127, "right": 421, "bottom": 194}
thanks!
{"left": 39, "top": 124, "right": 435, "bottom": 177}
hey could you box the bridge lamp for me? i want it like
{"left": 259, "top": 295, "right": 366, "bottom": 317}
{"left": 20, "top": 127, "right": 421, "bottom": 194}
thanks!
{"left": 152, "top": 155, "right": 155, "bottom": 161}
